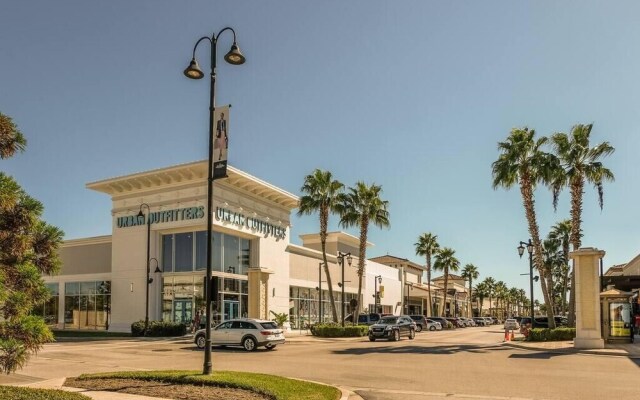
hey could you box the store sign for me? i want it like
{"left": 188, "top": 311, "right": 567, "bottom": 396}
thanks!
{"left": 215, "top": 207, "right": 286, "bottom": 240}
{"left": 117, "top": 206, "right": 205, "bottom": 228}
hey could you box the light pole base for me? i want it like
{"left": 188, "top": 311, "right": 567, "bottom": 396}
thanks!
{"left": 574, "top": 337, "right": 605, "bottom": 349}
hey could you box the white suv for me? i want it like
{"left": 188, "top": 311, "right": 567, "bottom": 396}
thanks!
{"left": 194, "top": 318, "right": 285, "bottom": 351}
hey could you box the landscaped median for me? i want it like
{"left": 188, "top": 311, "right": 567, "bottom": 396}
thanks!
{"left": 65, "top": 370, "right": 342, "bottom": 400}
{"left": 526, "top": 327, "right": 576, "bottom": 342}
{"left": 0, "top": 386, "right": 90, "bottom": 400}
{"left": 310, "top": 323, "right": 369, "bottom": 337}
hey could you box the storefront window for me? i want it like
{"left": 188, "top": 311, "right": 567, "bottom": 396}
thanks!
{"left": 63, "top": 281, "right": 111, "bottom": 330}
{"left": 164, "top": 231, "right": 246, "bottom": 273}
{"left": 162, "top": 235, "right": 173, "bottom": 272}
{"left": 223, "top": 235, "right": 240, "bottom": 274}
{"left": 174, "top": 232, "right": 194, "bottom": 272}
{"left": 33, "top": 283, "right": 59, "bottom": 326}
{"left": 289, "top": 285, "right": 357, "bottom": 329}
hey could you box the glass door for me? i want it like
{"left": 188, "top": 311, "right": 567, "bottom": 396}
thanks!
{"left": 173, "top": 300, "right": 193, "bottom": 324}
{"left": 223, "top": 300, "right": 239, "bottom": 321}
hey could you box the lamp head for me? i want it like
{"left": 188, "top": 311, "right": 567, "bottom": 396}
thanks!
{"left": 527, "top": 243, "right": 534, "bottom": 255}
{"left": 533, "top": 276, "right": 539, "bottom": 282}
{"left": 517, "top": 244, "right": 525, "bottom": 258}
{"left": 184, "top": 58, "right": 205, "bottom": 79}
{"left": 224, "top": 42, "right": 246, "bottom": 65}
{"left": 154, "top": 266, "right": 161, "bottom": 274}
{"left": 346, "top": 253, "right": 353, "bottom": 266}
{"left": 338, "top": 282, "right": 343, "bottom": 288}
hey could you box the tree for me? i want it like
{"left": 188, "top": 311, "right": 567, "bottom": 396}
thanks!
{"left": 461, "top": 264, "right": 479, "bottom": 318}
{"left": 415, "top": 233, "right": 440, "bottom": 317}
{"left": 433, "top": 247, "right": 460, "bottom": 317}
{"left": 339, "top": 182, "right": 390, "bottom": 325}
{"left": 482, "top": 277, "right": 496, "bottom": 318}
{"left": 550, "top": 124, "right": 615, "bottom": 326}
{"left": 0, "top": 112, "right": 63, "bottom": 374}
{"left": 508, "top": 287, "right": 520, "bottom": 317}
{"left": 474, "top": 282, "right": 489, "bottom": 316}
{"left": 549, "top": 219, "right": 571, "bottom": 314}
{"left": 297, "top": 169, "right": 346, "bottom": 323}
{"left": 494, "top": 281, "right": 508, "bottom": 320}
{"left": 492, "top": 127, "right": 557, "bottom": 328}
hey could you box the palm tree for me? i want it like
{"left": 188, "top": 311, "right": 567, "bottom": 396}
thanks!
{"left": 494, "top": 281, "right": 508, "bottom": 320}
{"left": 339, "top": 182, "right": 390, "bottom": 324}
{"left": 549, "top": 219, "right": 572, "bottom": 315}
{"left": 461, "top": 264, "right": 479, "bottom": 318}
{"left": 517, "top": 288, "right": 527, "bottom": 316}
{"left": 415, "top": 233, "right": 440, "bottom": 317}
{"left": 550, "top": 124, "right": 615, "bottom": 326}
{"left": 482, "top": 277, "right": 496, "bottom": 317}
{"left": 433, "top": 247, "right": 460, "bottom": 317}
{"left": 474, "top": 282, "right": 489, "bottom": 316}
{"left": 508, "top": 287, "right": 520, "bottom": 317}
{"left": 492, "top": 127, "right": 557, "bottom": 328}
{"left": 0, "top": 112, "right": 27, "bottom": 159}
{"left": 297, "top": 169, "right": 346, "bottom": 322}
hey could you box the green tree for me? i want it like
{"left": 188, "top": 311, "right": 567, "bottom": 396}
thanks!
{"left": 0, "top": 112, "right": 63, "bottom": 374}
{"left": 297, "top": 169, "right": 346, "bottom": 323}
{"left": 433, "top": 247, "right": 460, "bottom": 317}
{"left": 492, "top": 127, "right": 557, "bottom": 328}
{"left": 550, "top": 124, "right": 615, "bottom": 326}
{"left": 549, "top": 219, "right": 571, "bottom": 314}
{"left": 482, "top": 277, "right": 496, "bottom": 318}
{"left": 494, "top": 281, "right": 508, "bottom": 320}
{"left": 461, "top": 263, "right": 479, "bottom": 318}
{"left": 338, "top": 182, "right": 390, "bottom": 324}
{"left": 474, "top": 282, "right": 489, "bottom": 316}
{"left": 415, "top": 233, "right": 440, "bottom": 317}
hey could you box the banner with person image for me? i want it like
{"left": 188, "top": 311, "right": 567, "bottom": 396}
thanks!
{"left": 212, "top": 105, "right": 230, "bottom": 179}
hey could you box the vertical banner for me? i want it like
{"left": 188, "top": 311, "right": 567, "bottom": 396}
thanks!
{"left": 212, "top": 105, "right": 230, "bottom": 180}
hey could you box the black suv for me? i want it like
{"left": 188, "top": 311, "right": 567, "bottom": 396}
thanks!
{"left": 344, "top": 313, "right": 382, "bottom": 325}
{"left": 520, "top": 316, "right": 567, "bottom": 329}
{"left": 409, "top": 315, "right": 428, "bottom": 332}
{"left": 368, "top": 315, "right": 416, "bottom": 341}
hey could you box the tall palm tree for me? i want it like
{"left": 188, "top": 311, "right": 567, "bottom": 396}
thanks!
{"left": 461, "top": 264, "right": 479, "bottom": 318}
{"left": 550, "top": 124, "right": 615, "bottom": 326}
{"left": 415, "top": 233, "right": 440, "bottom": 317}
{"left": 494, "top": 281, "right": 508, "bottom": 320}
{"left": 549, "top": 219, "right": 572, "bottom": 314}
{"left": 508, "top": 287, "right": 520, "bottom": 317}
{"left": 482, "top": 277, "right": 496, "bottom": 318}
{"left": 474, "top": 282, "right": 489, "bottom": 316}
{"left": 0, "top": 112, "right": 27, "bottom": 159}
{"left": 339, "top": 182, "right": 390, "bottom": 324}
{"left": 492, "top": 127, "right": 557, "bottom": 328}
{"left": 297, "top": 169, "right": 346, "bottom": 322}
{"left": 433, "top": 247, "right": 460, "bottom": 317}
{"left": 517, "top": 288, "right": 527, "bottom": 316}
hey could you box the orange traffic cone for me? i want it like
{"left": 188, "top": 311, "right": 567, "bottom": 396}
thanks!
{"left": 504, "top": 330, "right": 509, "bottom": 341}
{"left": 510, "top": 331, "right": 515, "bottom": 341}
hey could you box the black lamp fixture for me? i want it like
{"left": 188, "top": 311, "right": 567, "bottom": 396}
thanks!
{"left": 374, "top": 275, "right": 382, "bottom": 313}
{"left": 337, "top": 252, "right": 353, "bottom": 327}
{"left": 517, "top": 239, "right": 536, "bottom": 328}
{"left": 184, "top": 27, "right": 245, "bottom": 376}
{"left": 137, "top": 203, "right": 152, "bottom": 335}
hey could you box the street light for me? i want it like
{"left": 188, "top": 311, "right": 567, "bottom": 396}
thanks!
{"left": 136, "top": 203, "right": 152, "bottom": 334}
{"left": 337, "top": 252, "right": 352, "bottom": 326}
{"left": 184, "top": 27, "right": 245, "bottom": 376}
{"left": 317, "top": 263, "right": 325, "bottom": 323}
{"left": 517, "top": 239, "right": 536, "bottom": 328}
{"left": 405, "top": 283, "right": 413, "bottom": 315}
{"left": 374, "top": 275, "right": 382, "bottom": 313}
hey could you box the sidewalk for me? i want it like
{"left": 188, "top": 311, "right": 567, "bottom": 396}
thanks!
{"left": 503, "top": 334, "right": 640, "bottom": 357}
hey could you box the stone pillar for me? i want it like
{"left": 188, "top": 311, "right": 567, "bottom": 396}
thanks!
{"left": 247, "top": 267, "right": 274, "bottom": 320}
{"left": 570, "top": 247, "right": 605, "bottom": 349}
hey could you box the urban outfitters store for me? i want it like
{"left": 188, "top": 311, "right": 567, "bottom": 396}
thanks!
{"left": 45, "top": 161, "right": 307, "bottom": 332}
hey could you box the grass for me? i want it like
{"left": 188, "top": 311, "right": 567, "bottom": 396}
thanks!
{"left": 52, "top": 330, "right": 131, "bottom": 338}
{"left": 0, "top": 386, "right": 90, "bottom": 400}
{"left": 73, "top": 370, "right": 341, "bottom": 400}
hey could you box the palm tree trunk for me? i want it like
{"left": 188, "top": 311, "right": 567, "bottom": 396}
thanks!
{"left": 353, "top": 219, "right": 369, "bottom": 325}
{"left": 442, "top": 269, "right": 449, "bottom": 317}
{"left": 319, "top": 208, "right": 338, "bottom": 323}
{"left": 468, "top": 279, "right": 473, "bottom": 317}
{"left": 426, "top": 255, "right": 432, "bottom": 317}
{"left": 568, "top": 177, "right": 584, "bottom": 327}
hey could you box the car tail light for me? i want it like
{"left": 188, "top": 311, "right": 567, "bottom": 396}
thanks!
{"left": 260, "top": 331, "right": 273, "bottom": 336}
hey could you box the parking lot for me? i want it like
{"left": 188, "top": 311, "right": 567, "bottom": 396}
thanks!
{"left": 1, "top": 325, "right": 638, "bottom": 400}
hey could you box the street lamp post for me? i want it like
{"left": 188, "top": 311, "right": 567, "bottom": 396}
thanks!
{"left": 374, "top": 275, "right": 382, "bottom": 313}
{"left": 517, "top": 239, "right": 535, "bottom": 328}
{"left": 137, "top": 203, "right": 151, "bottom": 334}
{"left": 183, "top": 28, "right": 246, "bottom": 375}
{"left": 337, "top": 252, "right": 352, "bottom": 327}
{"left": 318, "top": 263, "right": 324, "bottom": 323}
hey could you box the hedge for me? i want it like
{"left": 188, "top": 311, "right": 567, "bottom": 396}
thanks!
{"left": 131, "top": 320, "right": 188, "bottom": 337}
{"left": 0, "top": 386, "right": 90, "bottom": 400}
{"left": 310, "top": 323, "right": 369, "bottom": 337}
{"left": 527, "top": 327, "right": 576, "bottom": 342}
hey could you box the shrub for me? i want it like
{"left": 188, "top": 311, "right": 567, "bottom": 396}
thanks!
{"left": 527, "top": 327, "right": 576, "bottom": 342}
{"left": 131, "top": 320, "right": 187, "bottom": 337}
{"left": 310, "top": 323, "right": 369, "bottom": 337}
{"left": 444, "top": 321, "right": 454, "bottom": 329}
{"left": 269, "top": 311, "right": 288, "bottom": 328}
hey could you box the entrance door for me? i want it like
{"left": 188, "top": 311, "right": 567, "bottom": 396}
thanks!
{"left": 173, "top": 300, "right": 193, "bottom": 324}
{"left": 223, "top": 300, "right": 239, "bottom": 321}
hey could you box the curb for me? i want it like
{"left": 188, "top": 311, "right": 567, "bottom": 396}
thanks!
{"left": 502, "top": 341, "right": 639, "bottom": 358}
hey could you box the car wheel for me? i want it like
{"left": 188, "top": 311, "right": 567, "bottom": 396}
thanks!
{"left": 409, "top": 329, "right": 415, "bottom": 340}
{"left": 416, "top": 325, "right": 423, "bottom": 333}
{"left": 242, "top": 337, "right": 257, "bottom": 351}
{"left": 265, "top": 344, "right": 277, "bottom": 351}
{"left": 195, "top": 335, "right": 206, "bottom": 349}
{"left": 369, "top": 336, "right": 376, "bottom": 342}
{"left": 393, "top": 330, "right": 400, "bottom": 341}
{"left": 429, "top": 326, "right": 436, "bottom": 331}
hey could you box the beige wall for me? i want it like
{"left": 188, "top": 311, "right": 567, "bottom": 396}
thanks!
{"left": 60, "top": 240, "right": 112, "bottom": 275}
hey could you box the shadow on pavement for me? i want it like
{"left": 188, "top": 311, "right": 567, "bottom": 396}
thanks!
{"left": 508, "top": 352, "right": 568, "bottom": 360}
{"left": 332, "top": 343, "right": 508, "bottom": 355}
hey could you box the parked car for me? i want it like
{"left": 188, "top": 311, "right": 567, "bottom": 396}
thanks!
{"left": 428, "top": 317, "right": 451, "bottom": 329}
{"left": 368, "top": 315, "right": 416, "bottom": 341}
{"left": 473, "top": 317, "right": 487, "bottom": 326}
{"left": 194, "top": 318, "right": 285, "bottom": 351}
{"left": 504, "top": 318, "right": 520, "bottom": 330}
{"left": 409, "top": 315, "right": 429, "bottom": 332}
{"left": 519, "top": 316, "right": 568, "bottom": 330}
{"left": 461, "top": 317, "right": 476, "bottom": 327}
{"left": 425, "top": 319, "right": 443, "bottom": 331}
{"left": 344, "top": 313, "right": 382, "bottom": 325}
{"left": 482, "top": 317, "right": 493, "bottom": 326}
{"left": 491, "top": 317, "right": 500, "bottom": 325}
{"left": 445, "top": 318, "right": 466, "bottom": 328}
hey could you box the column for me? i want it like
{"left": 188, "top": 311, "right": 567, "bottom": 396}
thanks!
{"left": 247, "top": 267, "right": 274, "bottom": 320}
{"left": 570, "top": 247, "right": 605, "bottom": 349}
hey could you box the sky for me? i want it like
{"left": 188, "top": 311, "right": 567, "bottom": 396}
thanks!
{"left": 2, "top": 1, "right": 639, "bottom": 297}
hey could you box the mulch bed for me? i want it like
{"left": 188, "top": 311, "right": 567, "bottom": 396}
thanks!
{"left": 65, "top": 378, "right": 270, "bottom": 400}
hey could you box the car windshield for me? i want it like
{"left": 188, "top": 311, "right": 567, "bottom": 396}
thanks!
{"left": 379, "top": 317, "right": 398, "bottom": 324}
{"left": 260, "top": 322, "right": 278, "bottom": 329}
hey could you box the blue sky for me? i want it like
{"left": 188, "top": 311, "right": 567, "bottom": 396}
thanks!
{"left": 2, "top": 1, "right": 639, "bottom": 295}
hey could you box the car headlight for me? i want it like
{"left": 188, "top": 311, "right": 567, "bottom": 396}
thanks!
{"left": 384, "top": 326, "right": 392, "bottom": 331}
